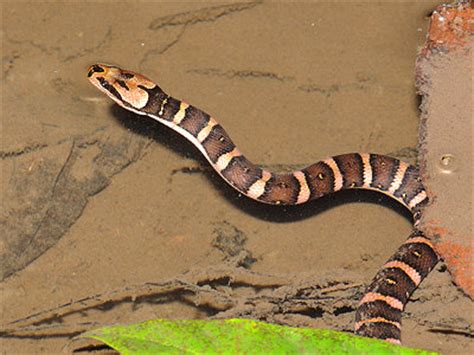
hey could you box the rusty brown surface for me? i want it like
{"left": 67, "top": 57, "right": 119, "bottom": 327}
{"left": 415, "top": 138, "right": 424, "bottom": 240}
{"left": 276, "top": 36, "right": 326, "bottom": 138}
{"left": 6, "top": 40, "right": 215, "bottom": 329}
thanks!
{"left": 420, "top": 1, "right": 474, "bottom": 56}
{"left": 416, "top": 1, "right": 473, "bottom": 299}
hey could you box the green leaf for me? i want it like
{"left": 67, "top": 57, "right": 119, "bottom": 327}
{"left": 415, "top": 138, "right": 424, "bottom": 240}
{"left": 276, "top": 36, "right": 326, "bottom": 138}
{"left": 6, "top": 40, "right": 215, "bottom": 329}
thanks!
{"left": 81, "top": 318, "right": 437, "bottom": 354}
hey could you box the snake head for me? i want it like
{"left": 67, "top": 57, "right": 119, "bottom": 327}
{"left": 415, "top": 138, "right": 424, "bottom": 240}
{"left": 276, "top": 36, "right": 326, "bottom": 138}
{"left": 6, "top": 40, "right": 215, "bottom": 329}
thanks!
{"left": 87, "top": 64, "right": 157, "bottom": 112}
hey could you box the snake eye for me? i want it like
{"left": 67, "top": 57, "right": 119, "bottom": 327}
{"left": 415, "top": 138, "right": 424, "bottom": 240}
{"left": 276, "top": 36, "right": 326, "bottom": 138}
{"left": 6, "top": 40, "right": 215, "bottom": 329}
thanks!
{"left": 97, "top": 77, "right": 111, "bottom": 90}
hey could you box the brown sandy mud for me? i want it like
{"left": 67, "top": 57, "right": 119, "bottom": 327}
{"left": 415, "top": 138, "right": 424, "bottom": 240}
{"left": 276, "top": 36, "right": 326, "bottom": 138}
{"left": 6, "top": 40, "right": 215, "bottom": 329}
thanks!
{"left": 1, "top": 2, "right": 472, "bottom": 353}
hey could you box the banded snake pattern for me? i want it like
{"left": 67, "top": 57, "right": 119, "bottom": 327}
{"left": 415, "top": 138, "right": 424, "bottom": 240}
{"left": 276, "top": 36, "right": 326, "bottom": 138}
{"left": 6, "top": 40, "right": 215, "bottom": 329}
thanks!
{"left": 88, "top": 64, "right": 439, "bottom": 345}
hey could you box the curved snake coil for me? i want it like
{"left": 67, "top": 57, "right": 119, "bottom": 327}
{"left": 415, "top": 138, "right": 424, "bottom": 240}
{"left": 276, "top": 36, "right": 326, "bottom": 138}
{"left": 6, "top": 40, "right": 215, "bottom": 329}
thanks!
{"left": 88, "top": 64, "right": 439, "bottom": 344}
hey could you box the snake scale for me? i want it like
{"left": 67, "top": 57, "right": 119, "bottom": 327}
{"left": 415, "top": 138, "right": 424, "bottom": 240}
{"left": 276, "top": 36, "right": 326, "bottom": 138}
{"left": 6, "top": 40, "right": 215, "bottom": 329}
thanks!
{"left": 88, "top": 64, "right": 439, "bottom": 344}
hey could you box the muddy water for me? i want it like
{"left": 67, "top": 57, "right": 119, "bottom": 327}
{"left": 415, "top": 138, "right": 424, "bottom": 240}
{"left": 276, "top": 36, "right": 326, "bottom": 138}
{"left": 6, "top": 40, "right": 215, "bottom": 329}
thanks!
{"left": 1, "top": 1, "right": 471, "bottom": 353}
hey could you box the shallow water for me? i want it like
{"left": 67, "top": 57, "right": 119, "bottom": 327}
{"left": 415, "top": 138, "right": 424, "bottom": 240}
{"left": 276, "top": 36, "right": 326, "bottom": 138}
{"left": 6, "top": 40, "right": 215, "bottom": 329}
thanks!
{"left": 2, "top": 1, "right": 469, "bottom": 353}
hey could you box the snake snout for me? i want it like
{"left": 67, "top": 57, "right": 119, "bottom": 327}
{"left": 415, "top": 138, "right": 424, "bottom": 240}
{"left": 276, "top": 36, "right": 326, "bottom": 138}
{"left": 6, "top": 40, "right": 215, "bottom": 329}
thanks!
{"left": 87, "top": 64, "right": 106, "bottom": 78}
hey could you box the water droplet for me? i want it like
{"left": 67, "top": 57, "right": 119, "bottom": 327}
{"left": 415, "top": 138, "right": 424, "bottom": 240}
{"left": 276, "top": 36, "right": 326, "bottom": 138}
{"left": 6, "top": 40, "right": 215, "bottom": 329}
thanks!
{"left": 438, "top": 154, "right": 457, "bottom": 173}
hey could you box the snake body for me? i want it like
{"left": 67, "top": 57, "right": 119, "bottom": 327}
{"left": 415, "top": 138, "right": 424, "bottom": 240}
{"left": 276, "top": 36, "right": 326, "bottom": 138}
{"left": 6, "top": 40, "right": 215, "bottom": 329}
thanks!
{"left": 88, "top": 64, "right": 439, "bottom": 344}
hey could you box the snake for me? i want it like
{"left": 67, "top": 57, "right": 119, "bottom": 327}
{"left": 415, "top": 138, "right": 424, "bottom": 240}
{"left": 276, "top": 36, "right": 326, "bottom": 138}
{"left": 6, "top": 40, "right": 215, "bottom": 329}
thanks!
{"left": 87, "top": 64, "right": 439, "bottom": 344}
